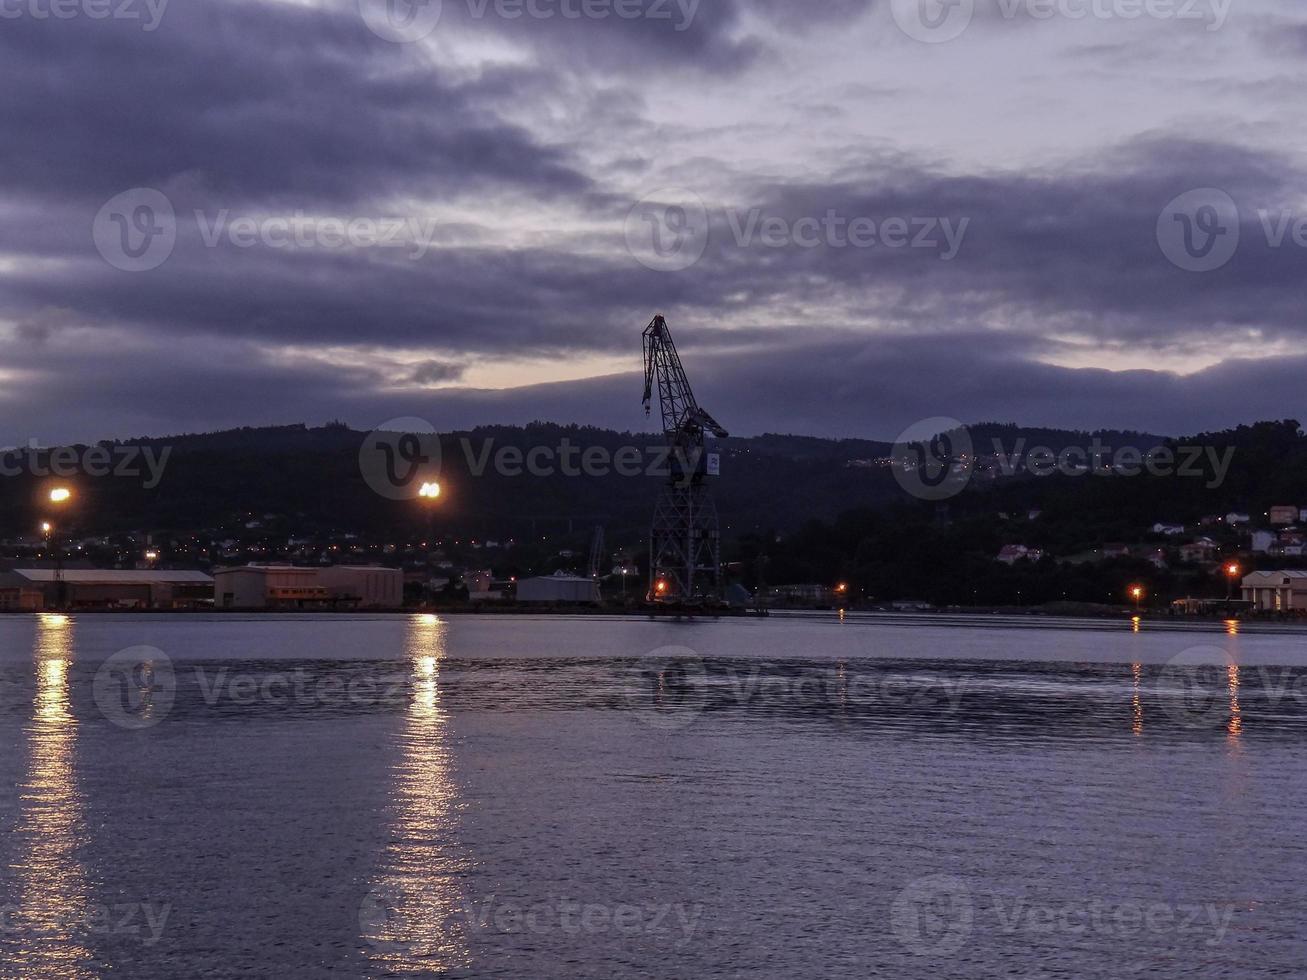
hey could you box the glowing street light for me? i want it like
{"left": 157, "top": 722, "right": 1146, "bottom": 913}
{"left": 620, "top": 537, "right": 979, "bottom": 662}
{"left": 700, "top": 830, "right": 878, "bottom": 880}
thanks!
{"left": 418, "top": 482, "right": 441, "bottom": 499}
{"left": 1225, "top": 561, "right": 1241, "bottom": 600}
{"left": 1129, "top": 584, "right": 1145, "bottom": 612}
{"left": 44, "top": 488, "right": 73, "bottom": 610}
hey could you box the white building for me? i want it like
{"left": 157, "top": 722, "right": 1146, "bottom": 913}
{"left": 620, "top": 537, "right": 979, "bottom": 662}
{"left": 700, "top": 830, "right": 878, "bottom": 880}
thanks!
{"left": 516, "top": 571, "right": 600, "bottom": 604}
{"left": 1241, "top": 570, "right": 1307, "bottom": 612}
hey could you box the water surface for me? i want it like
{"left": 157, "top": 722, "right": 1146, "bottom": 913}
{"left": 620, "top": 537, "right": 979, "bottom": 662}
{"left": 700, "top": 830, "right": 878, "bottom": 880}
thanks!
{"left": 0, "top": 612, "right": 1304, "bottom": 978}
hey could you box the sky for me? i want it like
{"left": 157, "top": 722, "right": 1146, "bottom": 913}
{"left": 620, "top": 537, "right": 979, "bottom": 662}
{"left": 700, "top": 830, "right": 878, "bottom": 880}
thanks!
{"left": 2, "top": 0, "right": 1305, "bottom": 444}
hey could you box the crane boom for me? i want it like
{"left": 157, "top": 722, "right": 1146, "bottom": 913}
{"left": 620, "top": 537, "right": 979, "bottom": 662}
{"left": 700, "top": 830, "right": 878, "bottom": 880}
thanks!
{"left": 642, "top": 316, "right": 729, "bottom": 439}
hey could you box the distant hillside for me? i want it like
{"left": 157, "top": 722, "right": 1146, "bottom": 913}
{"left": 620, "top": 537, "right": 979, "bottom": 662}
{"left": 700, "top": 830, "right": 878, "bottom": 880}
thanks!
{"left": 1, "top": 420, "right": 1293, "bottom": 567}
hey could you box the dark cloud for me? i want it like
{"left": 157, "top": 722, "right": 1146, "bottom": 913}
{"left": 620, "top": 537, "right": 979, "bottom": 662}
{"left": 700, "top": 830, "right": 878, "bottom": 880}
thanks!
{"left": 0, "top": 0, "right": 589, "bottom": 208}
{"left": 0, "top": 0, "right": 1301, "bottom": 444}
{"left": 409, "top": 359, "right": 468, "bottom": 384}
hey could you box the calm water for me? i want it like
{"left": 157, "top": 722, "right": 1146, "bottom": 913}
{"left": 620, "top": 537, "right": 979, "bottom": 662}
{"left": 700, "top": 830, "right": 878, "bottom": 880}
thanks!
{"left": 1, "top": 611, "right": 1305, "bottom": 979}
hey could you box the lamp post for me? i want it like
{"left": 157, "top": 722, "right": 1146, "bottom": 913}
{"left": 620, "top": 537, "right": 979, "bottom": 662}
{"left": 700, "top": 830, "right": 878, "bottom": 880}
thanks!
{"left": 417, "top": 481, "right": 441, "bottom": 592}
{"left": 46, "top": 487, "right": 72, "bottom": 609}
{"left": 1130, "top": 584, "right": 1145, "bottom": 612}
{"left": 1224, "top": 562, "right": 1241, "bottom": 601}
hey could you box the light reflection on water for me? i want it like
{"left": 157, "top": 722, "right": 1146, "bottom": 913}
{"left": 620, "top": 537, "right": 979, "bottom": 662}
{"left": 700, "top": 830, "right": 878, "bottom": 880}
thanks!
{"left": 360, "top": 614, "right": 472, "bottom": 973}
{"left": 10, "top": 613, "right": 94, "bottom": 979}
{"left": 1228, "top": 663, "right": 1243, "bottom": 741}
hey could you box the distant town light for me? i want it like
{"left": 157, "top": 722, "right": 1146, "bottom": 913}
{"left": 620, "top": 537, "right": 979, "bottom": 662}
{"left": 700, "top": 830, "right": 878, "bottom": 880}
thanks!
{"left": 49, "top": 487, "right": 71, "bottom": 503}
{"left": 40, "top": 521, "right": 52, "bottom": 534}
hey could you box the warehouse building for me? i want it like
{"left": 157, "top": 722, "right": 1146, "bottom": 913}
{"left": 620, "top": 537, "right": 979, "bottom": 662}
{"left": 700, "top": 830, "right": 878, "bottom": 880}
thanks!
{"left": 515, "top": 571, "right": 601, "bottom": 604}
{"left": 0, "top": 568, "right": 214, "bottom": 610}
{"left": 214, "top": 564, "right": 402, "bottom": 609}
{"left": 1241, "top": 570, "right": 1307, "bottom": 612}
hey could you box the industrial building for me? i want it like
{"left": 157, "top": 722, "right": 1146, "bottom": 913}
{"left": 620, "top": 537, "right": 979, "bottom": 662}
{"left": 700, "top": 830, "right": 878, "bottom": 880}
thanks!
{"left": 515, "top": 571, "right": 601, "bottom": 604}
{"left": 214, "top": 564, "right": 403, "bottom": 609}
{"left": 0, "top": 568, "right": 214, "bottom": 610}
{"left": 1241, "top": 570, "right": 1307, "bottom": 612}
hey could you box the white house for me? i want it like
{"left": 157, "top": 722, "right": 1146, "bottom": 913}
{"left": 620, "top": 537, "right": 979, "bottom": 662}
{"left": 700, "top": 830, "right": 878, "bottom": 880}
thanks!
{"left": 1251, "top": 530, "right": 1276, "bottom": 554}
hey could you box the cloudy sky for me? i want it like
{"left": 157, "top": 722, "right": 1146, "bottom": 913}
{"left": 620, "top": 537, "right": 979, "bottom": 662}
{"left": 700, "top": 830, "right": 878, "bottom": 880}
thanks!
{"left": 2, "top": 0, "right": 1304, "bottom": 444}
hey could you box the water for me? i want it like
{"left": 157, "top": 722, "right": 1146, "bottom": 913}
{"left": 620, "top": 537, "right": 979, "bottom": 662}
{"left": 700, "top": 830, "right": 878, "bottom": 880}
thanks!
{"left": 1, "top": 611, "right": 1305, "bottom": 978}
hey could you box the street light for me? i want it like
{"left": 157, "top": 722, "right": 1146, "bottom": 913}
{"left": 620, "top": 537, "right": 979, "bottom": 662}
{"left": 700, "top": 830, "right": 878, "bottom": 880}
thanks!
{"left": 416, "top": 483, "right": 442, "bottom": 588}
{"left": 1224, "top": 562, "right": 1241, "bottom": 600}
{"left": 45, "top": 487, "right": 72, "bottom": 609}
{"left": 1129, "top": 584, "right": 1145, "bottom": 612}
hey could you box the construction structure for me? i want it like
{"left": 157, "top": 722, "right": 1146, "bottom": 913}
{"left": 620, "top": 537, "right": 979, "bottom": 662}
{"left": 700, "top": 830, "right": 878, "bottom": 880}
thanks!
{"left": 642, "top": 314, "right": 729, "bottom": 603}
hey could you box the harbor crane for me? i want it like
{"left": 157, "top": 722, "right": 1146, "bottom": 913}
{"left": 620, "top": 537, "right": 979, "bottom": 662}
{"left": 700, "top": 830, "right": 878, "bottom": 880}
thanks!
{"left": 642, "top": 315, "right": 729, "bottom": 603}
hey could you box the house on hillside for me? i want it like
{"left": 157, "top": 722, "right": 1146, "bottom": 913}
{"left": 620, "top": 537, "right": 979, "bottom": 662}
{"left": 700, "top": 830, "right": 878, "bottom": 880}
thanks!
{"left": 1251, "top": 530, "right": 1276, "bottom": 554}
{"left": 1179, "top": 538, "right": 1218, "bottom": 563}
{"left": 1269, "top": 506, "right": 1300, "bottom": 526}
{"left": 997, "top": 545, "right": 1044, "bottom": 565}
